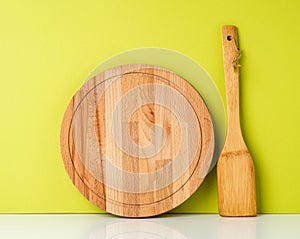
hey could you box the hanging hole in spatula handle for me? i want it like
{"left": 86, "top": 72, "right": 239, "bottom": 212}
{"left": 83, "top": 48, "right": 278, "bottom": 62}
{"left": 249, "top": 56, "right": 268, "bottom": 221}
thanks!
{"left": 226, "top": 35, "right": 232, "bottom": 41}
{"left": 222, "top": 26, "right": 240, "bottom": 61}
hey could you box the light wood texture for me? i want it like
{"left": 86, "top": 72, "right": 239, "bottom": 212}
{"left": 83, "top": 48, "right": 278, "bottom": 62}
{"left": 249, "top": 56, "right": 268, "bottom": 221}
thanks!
{"left": 60, "top": 64, "right": 214, "bottom": 217}
{"left": 217, "top": 26, "right": 257, "bottom": 217}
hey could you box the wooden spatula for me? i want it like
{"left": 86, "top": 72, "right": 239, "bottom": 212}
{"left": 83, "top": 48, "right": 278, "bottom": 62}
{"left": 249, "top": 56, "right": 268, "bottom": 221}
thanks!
{"left": 217, "top": 25, "right": 257, "bottom": 217}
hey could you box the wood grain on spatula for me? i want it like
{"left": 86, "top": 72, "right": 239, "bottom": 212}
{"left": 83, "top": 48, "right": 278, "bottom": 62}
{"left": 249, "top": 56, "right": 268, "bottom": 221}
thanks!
{"left": 217, "top": 26, "right": 257, "bottom": 217}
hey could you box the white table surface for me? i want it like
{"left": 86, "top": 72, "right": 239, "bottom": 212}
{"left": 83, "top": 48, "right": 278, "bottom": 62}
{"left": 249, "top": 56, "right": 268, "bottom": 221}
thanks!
{"left": 0, "top": 214, "right": 299, "bottom": 239}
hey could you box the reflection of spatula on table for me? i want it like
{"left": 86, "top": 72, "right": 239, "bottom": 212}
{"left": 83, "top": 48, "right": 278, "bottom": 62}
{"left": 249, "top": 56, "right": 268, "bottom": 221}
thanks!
{"left": 217, "top": 25, "right": 257, "bottom": 216}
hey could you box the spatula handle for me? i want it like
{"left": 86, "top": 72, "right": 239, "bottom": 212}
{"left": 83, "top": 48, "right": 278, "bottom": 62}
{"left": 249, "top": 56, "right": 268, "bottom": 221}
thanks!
{"left": 222, "top": 26, "right": 243, "bottom": 144}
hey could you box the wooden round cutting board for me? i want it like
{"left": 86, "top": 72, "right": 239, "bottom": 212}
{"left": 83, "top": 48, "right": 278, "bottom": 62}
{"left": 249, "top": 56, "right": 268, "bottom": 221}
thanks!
{"left": 60, "top": 64, "right": 214, "bottom": 217}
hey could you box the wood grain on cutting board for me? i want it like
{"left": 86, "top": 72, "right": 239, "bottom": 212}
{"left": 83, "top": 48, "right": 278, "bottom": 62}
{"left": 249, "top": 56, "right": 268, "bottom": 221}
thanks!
{"left": 60, "top": 64, "right": 214, "bottom": 217}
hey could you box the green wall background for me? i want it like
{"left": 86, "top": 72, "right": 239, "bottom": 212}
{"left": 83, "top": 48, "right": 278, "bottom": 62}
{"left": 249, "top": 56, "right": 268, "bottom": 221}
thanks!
{"left": 0, "top": 0, "right": 299, "bottom": 213}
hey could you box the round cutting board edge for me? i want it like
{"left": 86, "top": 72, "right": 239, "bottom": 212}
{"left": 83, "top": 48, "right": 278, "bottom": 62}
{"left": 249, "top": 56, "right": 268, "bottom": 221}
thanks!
{"left": 60, "top": 64, "right": 215, "bottom": 217}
